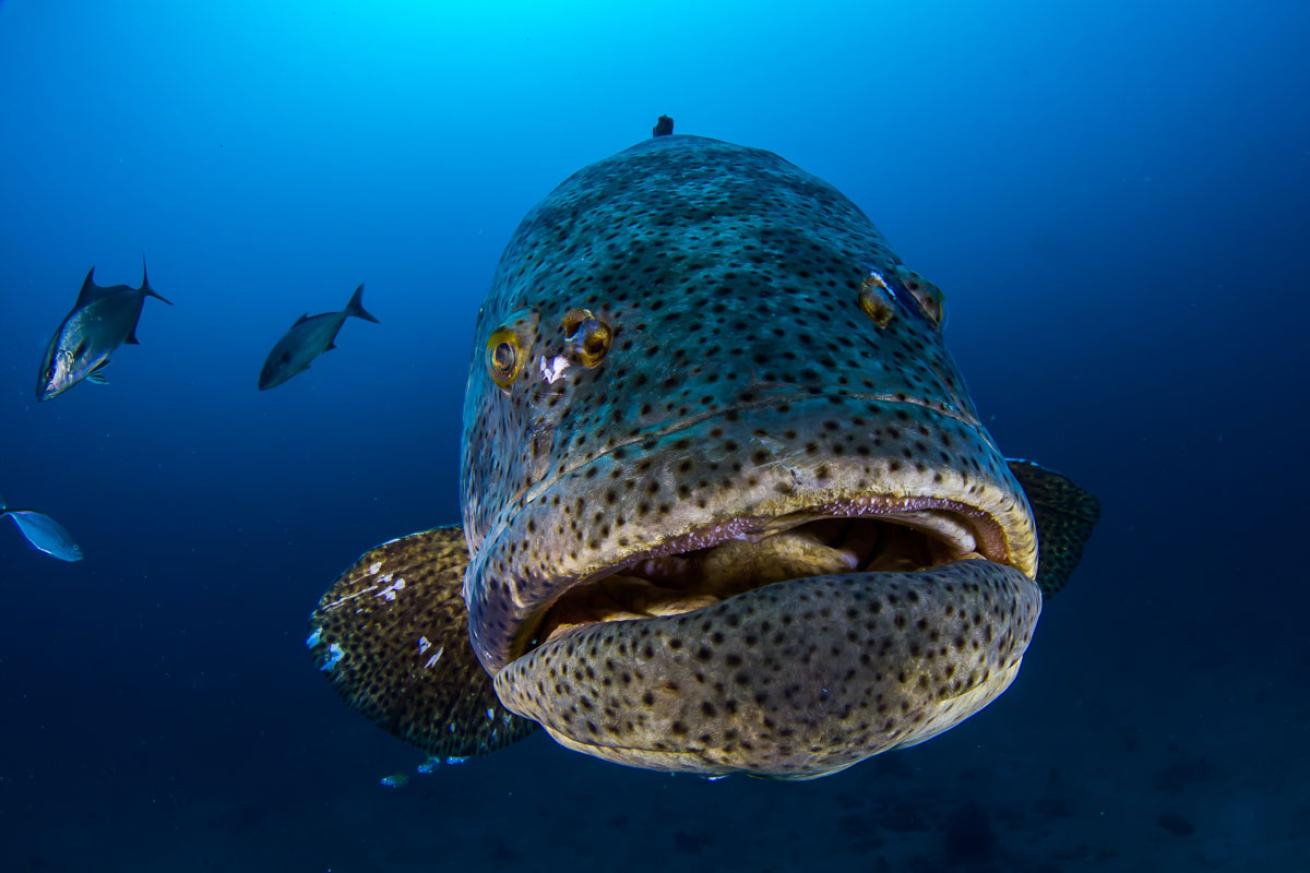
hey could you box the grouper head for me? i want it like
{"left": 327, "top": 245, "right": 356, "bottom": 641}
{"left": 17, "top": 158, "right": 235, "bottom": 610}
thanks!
{"left": 458, "top": 134, "right": 1044, "bottom": 779}
{"left": 307, "top": 127, "right": 1097, "bottom": 780}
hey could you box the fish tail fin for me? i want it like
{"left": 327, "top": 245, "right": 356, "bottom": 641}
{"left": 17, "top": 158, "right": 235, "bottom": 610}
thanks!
{"left": 140, "top": 255, "right": 173, "bottom": 305}
{"left": 344, "top": 283, "right": 379, "bottom": 324}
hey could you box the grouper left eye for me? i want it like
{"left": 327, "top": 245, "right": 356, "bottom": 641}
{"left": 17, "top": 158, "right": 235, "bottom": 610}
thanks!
{"left": 486, "top": 327, "right": 525, "bottom": 391}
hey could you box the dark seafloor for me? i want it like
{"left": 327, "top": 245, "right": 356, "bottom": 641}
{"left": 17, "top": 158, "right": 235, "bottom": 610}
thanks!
{"left": 0, "top": 2, "right": 1306, "bottom": 871}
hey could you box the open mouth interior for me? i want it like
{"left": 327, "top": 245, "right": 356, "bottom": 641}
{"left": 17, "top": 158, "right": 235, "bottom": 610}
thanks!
{"left": 527, "top": 509, "right": 994, "bottom": 653}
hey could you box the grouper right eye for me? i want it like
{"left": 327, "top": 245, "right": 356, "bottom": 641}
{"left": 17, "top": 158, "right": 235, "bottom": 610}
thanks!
{"left": 562, "top": 308, "right": 611, "bottom": 368}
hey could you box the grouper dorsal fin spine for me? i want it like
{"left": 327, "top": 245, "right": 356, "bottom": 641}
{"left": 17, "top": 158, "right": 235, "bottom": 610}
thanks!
{"left": 1006, "top": 459, "right": 1100, "bottom": 596}
{"left": 307, "top": 526, "right": 537, "bottom": 757}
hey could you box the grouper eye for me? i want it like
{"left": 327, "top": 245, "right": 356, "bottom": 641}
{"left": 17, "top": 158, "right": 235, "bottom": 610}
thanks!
{"left": 894, "top": 265, "right": 946, "bottom": 329}
{"left": 858, "top": 270, "right": 896, "bottom": 329}
{"left": 486, "top": 327, "right": 524, "bottom": 391}
{"left": 561, "top": 308, "right": 611, "bottom": 368}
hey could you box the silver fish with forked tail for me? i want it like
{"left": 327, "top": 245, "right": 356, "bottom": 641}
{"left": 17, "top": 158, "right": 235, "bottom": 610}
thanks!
{"left": 306, "top": 121, "right": 1099, "bottom": 780}
{"left": 37, "top": 261, "right": 172, "bottom": 402}
{"left": 258, "top": 284, "right": 378, "bottom": 390}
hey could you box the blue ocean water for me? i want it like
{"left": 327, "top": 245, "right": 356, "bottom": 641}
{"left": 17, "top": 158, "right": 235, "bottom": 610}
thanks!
{"left": 2, "top": 1, "right": 1307, "bottom": 870}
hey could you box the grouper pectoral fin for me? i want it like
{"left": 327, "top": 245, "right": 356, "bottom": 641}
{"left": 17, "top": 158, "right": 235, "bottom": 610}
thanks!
{"left": 1006, "top": 459, "right": 1100, "bottom": 596}
{"left": 307, "top": 526, "right": 537, "bottom": 757}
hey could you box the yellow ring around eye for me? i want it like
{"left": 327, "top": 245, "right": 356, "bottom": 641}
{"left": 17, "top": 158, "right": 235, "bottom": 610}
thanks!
{"left": 859, "top": 273, "right": 895, "bottom": 329}
{"left": 486, "top": 327, "right": 524, "bottom": 390}
{"left": 563, "top": 308, "right": 612, "bottom": 368}
{"left": 561, "top": 308, "right": 590, "bottom": 337}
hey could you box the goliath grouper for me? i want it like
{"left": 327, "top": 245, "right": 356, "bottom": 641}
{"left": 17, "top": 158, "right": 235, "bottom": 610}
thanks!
{"left": 307, "top": 121, "right": 1098, "bottom": 780}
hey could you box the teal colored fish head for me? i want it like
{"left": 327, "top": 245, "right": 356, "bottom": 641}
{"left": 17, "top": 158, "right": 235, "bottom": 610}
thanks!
{"left": 258, "top": 340, "right": 299, "bottom": 391}
{"left": 458, "top": 135, "right": 1040, "bottom": 778}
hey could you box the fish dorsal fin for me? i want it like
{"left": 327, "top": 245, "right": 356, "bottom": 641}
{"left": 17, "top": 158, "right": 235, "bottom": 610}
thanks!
{"left": 75, "top": 266, "right": 113, "bottom": 307}
{"left": 294, "top": 312, "right": 312, "bottom": 326}
{"left": 1007, "top": 459, "right": 1100, "bottom": 596}
{"left": 307, "top": 526, "right": 537, "bottom": 757}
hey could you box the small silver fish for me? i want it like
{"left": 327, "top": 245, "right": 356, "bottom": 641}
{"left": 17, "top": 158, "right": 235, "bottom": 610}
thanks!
{"left": 0, "top": 496, "right": 82, "bottom": 562}
{"left": 258, "top": 284, "right": 379, "bottom": 390}
{"left": 36, "top": 261, "right": 172, "bottom": 402}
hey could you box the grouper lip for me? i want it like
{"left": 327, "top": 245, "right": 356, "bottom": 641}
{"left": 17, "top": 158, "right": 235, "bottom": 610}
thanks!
{"left": 511, "top": 492, "right": 1012, "bottom": 660}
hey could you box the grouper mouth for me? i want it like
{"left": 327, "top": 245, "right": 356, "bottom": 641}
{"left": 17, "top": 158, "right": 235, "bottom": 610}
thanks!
{"left": 529, "top": 498, "right": 1003, "bottom": 649}
{"left": 492, "top": 490, "right": 1041, "bottom": 779}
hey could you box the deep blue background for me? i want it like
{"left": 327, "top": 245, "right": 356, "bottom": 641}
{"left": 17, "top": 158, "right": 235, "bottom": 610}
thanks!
{"left": 1, "top": 2, "right": 1306, "bottom": 870}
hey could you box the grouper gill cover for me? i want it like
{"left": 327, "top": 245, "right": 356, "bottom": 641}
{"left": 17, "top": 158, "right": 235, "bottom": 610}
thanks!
{"left": 310, "top": 129, "right": 1097, "bottom": 779}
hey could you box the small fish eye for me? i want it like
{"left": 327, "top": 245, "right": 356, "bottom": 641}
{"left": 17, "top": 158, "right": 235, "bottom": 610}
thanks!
{"left": 858, "top": 270, "right": 895, "bottom": 329}
{"left": 562, "top": 308, "right": 612, "bottom": 368}
{"left": 486, "top": 327, "right": 524, "bottom": 390}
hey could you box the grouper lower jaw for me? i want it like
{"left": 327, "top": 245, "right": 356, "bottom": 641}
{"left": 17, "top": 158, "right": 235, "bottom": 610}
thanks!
{"left": 492, "top": 559, "right": 1040, "bottom": 779}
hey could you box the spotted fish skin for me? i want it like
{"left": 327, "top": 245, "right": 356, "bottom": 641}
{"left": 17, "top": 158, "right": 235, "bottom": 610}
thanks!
{"left": 461, "top": 136, "right": 1036, "bottom": 663}
{"left": 308, "top": 527, "right": 534, "bottom": 757}
{"left": 450, "top": 133, "right": 1049, "bottom": 777}
{"left": 494, "top": 560, "right": 1040, "bottom": 778}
